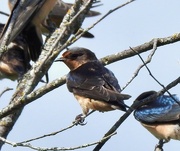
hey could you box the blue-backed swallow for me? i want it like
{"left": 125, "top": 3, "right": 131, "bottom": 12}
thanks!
{"left": 0, "top": 23, "right": 31, "bottom": 81}
{"left": 56, "top": 47, "right": 131, "bottom": 123}
{"left": 134, "top": 91, "right": 180, "bottom": 149}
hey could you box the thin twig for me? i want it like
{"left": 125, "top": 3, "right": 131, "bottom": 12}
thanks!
{"left": 0, "top": 32, "right": 179, "bottom": 121}
{"left": 19, "top": 111, "right": 94, "bottom": 144}
{"left": 18, "top": 123, "right": 76, "bottom": 144}
{"left": 0, "top": 87, "right": 13, "bottom": 98}
{"left": 0, "top": 11, "right": 9, "bottom": 17}
{"left": 131, "top": 46, "right": 180, "bottom": 106}
{"left": 93, "top": 76, "right": 180, "bottom": 150}
{"left": 0, "top": 132, "right": 117, "bottom": 151}
{"left": 122, "top": 39, "right": 158, "bottom": 90}
{"left": 0, "top": 0, "right": 94, "bottom": 149}
{"left": 67, "top": 0, "right": 136, "bottom": 45}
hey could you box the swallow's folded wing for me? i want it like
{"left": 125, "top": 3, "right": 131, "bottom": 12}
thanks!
{"left": 67, "top": 62, "right": 131, "bottom": 102}
{"left": 0, "top": 0, "right": 46, "bottom": 45}
{"left": 134, "top": 95, "right": 180, "bottom": 123}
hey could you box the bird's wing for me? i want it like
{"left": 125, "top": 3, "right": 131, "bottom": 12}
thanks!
{"left": 67, "top": 62, "right": 131, "bottom": 102}
{"left": 43, "top": 0, "right": 100, "bottom": 38}
{"left": 134, "top": 95, "right": 180, "bottom": 123}
{"left": 48, "top": 0, "right": 101, "bottom": 24}
{"left": 0, "top": 23, "right": 31, "bottom": 78}
{"left": 0, "top": 0, "right": 46, "bottom": 45}
{"left": 102, "top": 67, "right": 122, "bottom": 92}
{"left": 49, "top": 0, "right": 71, "bottom": 20}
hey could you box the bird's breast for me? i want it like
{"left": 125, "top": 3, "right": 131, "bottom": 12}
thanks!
{"left": 74, "top": 94, "right": 119, "bottom": 115}
{"left": 32, "top": 0, "right": 57, "bottom": 26}
{"left": 0, "top": 61, "right": 17, "bottom": 80}
{"left": 142, "top": 123, "right": 180, "bottom": 141}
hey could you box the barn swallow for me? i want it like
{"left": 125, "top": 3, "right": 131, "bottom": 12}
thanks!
{"left": 134, "top": 91, "right": 180, "bottom": 149}
{"left": 42, "top": 0, "right": 101, "bottom": 38}
{"left": 1, "top": 0, "right": 57, "bottom": 62}
{"left": 56, "top": 47, "right": 131, "bottom": 124}
{"left": 0, "top": 23, "right": 31, "bottom": 81}
{"left": 0, "top": 23, "right": 48, "bottom": 82}
{"left": 6, "top": 0, "right": 100, "bottom": 41}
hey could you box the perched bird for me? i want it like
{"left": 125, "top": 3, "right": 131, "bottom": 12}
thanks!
{"left": 42, "top": 0, "right": 101, "bottom": 38}
{"left": 134, "top": 91, "right": 180, "bottom": 149}
{"left": 1, "top": 0, "right": 58, "bottom": 61}
{"left": 6, "top": 0, "right": 101, "bottom": 41}
{"left": 0, "top": 23, "right": 31, "bottom": 81}
{"left": 0, "top": 0, "right": 100, "bottom": 81}
{"left": 56, "top": 47, "right": 131, "bottom": 123}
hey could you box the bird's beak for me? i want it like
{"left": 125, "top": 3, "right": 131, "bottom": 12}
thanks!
{"left": 54, "top": 57, "right": 66, "bottom": 62}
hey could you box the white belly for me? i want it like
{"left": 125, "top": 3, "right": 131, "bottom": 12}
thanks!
{"left": 142, "top": 123, "right": 180, "bottom": 141}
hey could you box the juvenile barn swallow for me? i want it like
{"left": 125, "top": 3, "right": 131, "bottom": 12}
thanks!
{"left": 0, "top": 23, "right": 31, "bottom": 81}
{"left": 56, "top": 47, "right": 131, "bottom": 123}
{"left": 134, "top": 91, "right": 180, "bottom": 148}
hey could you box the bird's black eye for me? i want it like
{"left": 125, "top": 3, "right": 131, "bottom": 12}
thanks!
{"left": 69, "top": 53, "right": 83, "bottom": 59}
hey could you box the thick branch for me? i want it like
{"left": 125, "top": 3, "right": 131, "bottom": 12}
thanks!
{"left": 0, "top": 0, "right": 28, "bottom": 53}
{"left": 93, "top": 76, "right": 180, "bottom": 151}
{"left": 0, "top": 33, "right": 179, "bottom": 121}
{"left": 100, "top": 34, "right": 180, "bottom": 65}
{"left": 0, "top": 0, "right": 94, "bottom": 149}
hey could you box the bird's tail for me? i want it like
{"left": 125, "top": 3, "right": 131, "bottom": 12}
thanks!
{"left": 120, "top": 93, "right": 131, "bottom": 100}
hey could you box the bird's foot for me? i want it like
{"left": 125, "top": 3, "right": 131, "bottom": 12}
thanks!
{"left": 154, "top": 139, "right": 165, "bottom": 151}
{"left": 73, "top": 114, "right": 87, "bottom": 126}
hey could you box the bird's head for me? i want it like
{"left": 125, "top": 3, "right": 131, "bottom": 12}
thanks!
{"left": 135, "top": 91, "right": 157, "bottom": 101}
{"left": 134, "top": 90, "right": 157, "bottom": 109}
{"left": 55, "top": 47, "right": 98, "bottom": 70}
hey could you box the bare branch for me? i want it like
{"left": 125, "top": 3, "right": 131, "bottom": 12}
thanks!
{"left": 132, "top": 46, "right": 180, "bottom": 106}
{"left": 100, "top": 34, "right": 180, "bottom": 65}
{"left": 0, "top": 0, "right": 29, "bottom": 52}
{"left": 0, "top": 132, "right": 117, "bottom": 151}
{"left": 0, "top": 32, "right": 179, "bottom": 122}
{"left": 122, "top": 39, "right": 158, "bottom": 90}
{"left": 93, "top": 77, "right": 180, "bottom": 150}
{"left": 0, "top": 88, "right": 13, "bottom": 98}
{"left": 67, "top": 0, "right": 136, "bottom": 45}
{"left": 18, "top": 122, "right": 76, "bottom": 144}
{"left": 0, "top": 0, "right": 94, "bottom": 148}
{"left": 0, "top": 11, "right": 9, "bottom": 17}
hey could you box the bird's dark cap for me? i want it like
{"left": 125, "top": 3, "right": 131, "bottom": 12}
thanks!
{"left": 135, "top": 90, "right": 157, "bottom": 101}
{"left": 55, "top": 47, "right": 97, "bottom": 63}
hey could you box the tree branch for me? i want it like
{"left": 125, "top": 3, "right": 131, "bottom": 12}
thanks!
{"left": 0, "top": 132, "right": 117, "bottom": 151}
{"left": 0, "top": 0, "right": 94, "bottom": 149}
{"left": 0, "top": 11, "right": 9, "bottom": 17}
{"left": 0, "top": 88, "right": 13, "bottom": 98}
{"left": 122, "top": 39, "right": 158, "bottom": 90}
{"left": 18, "top": 122, "right": 76, "bottom": 144}
{"left": 132, "top": 46, "right": 180, "bottom": 106}
{"left": 100, "top": 34, "right": 180, "bottom": 65}
{"left": 93, "top": 77, "right": 180, "bottom": 150}
{"left": 0, "top": 32, "right": 179, "bottom": 122}
{"left": 67, "top": 0, "right": 136, "bottom": 45}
